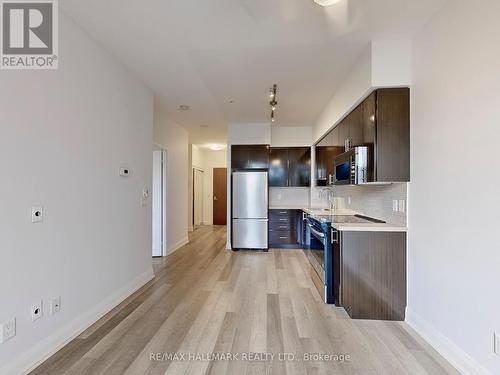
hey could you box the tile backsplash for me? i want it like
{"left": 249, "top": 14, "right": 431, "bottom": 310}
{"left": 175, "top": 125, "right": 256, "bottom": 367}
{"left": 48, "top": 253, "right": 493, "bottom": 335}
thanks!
{"left": 269, "top": 187, "right": 310, "bottom": 208}
{"left": 312, "top": 183, "right": 408, "bottom": 226}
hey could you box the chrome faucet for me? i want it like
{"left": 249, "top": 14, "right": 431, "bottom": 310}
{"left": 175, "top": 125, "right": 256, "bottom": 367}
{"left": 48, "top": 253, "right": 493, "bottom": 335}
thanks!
{"left": 319, "top": 187, "right": 336, "bottom": 212}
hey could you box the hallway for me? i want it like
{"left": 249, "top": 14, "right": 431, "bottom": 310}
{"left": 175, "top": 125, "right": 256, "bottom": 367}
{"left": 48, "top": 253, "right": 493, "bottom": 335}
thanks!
{"left": 31, "top": 226, "right": 456, "bottom": 375}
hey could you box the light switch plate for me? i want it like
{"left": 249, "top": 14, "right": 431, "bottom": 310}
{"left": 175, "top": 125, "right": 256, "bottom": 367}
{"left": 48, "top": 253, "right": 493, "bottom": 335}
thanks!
{"left": 495, "top": 332, "right": 500, "bottom": 356}
{"left": 398, "top": 200, "right": 406, "bottom": 213}
{"left": 0, "top": 318, "right": 16, "bottom": 344}
{"left": 50, "top": 297, "right": 61, "bottom": 315}
{"left": 392, "top": 200, "right": 398, "bottom": 212}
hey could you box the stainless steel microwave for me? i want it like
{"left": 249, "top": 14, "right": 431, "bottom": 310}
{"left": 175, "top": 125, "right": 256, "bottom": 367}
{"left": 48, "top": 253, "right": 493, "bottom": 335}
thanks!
{"left": 334, "top": 146, "right": 371, "bottom": 185}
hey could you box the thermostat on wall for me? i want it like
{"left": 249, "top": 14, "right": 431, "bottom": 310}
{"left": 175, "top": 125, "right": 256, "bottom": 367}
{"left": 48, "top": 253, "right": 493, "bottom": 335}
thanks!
{"left": 119, "top": 167, "right": 130, "bottom": 177}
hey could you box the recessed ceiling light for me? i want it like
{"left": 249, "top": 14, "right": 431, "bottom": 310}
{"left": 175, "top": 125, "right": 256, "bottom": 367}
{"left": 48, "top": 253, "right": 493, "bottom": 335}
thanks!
{"left": 314, "top": 0, "right": 343, "bottom": 6}
{"left": 209, "top": 144, "right": 223, "bottom": 151}
{"left": 179, "top": 105, "right": 190, "bottom": 111}
{"left": 229, "top": 100, "right": 235, "bottom": 104}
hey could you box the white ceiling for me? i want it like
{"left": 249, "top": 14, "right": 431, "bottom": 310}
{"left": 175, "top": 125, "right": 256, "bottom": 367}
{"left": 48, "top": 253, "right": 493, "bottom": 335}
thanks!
{"left": 60, "top": 0, "right": 446, "bottom": 145}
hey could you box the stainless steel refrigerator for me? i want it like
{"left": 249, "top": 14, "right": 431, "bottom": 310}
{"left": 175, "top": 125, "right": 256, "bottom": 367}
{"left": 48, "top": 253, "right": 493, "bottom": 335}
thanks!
{"left": 232, "top": 171, "right": 268, "bottom": 249}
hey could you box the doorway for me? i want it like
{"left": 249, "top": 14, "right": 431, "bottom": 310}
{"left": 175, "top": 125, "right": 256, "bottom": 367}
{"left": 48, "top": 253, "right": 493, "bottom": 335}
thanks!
{"left": 213, "top": 168, "right": 227, "bottom": 225}
{"left": 152, "top": 149, "right": 167, "bottom": 257}
{"left": 193, "top": 168, "right": 204, "bottom": 226}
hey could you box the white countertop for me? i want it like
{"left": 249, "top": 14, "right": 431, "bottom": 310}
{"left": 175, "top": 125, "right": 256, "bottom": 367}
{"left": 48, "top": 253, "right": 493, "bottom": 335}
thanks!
{"left": 269, "top": 206, "right": 305, "bottom": 210}
{"left": 269, "top": 206, "right": 408, "bottom": 232}
{"left": 330, "top": 223, "right": 408, "bottom": 232}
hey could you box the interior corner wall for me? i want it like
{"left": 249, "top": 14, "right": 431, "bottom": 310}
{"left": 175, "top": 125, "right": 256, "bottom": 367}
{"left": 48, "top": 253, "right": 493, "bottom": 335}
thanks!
{"left": 0, "top": 12, "right": 154, "bottom": 375}
{"left": 153, "top": 110, "right": 189, "bottom": 254}
{"left": 408, "top": 1, "right": 500, "bottom": 374}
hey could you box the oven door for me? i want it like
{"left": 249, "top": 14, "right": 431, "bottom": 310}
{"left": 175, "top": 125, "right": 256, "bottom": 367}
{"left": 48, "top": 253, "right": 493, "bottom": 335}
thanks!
{"left": 306, "top": 220, "right": 325, "bottom": 282}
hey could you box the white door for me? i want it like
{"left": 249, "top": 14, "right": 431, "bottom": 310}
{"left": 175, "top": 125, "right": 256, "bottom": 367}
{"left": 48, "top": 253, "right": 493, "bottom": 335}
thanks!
{"left": 193, "top": 168, "right": 204, "bottom": 226}
{"left": 152, "top": 150, "right": 167, "bottom": 256}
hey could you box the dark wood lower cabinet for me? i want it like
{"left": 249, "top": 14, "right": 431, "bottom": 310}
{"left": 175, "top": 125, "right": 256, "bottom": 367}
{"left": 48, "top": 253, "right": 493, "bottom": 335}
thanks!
{"left": 334, "top": 230, "right": 407, "bottom": 321}
{"left": 269, "top": 209, "right": 302, "bottom": 248}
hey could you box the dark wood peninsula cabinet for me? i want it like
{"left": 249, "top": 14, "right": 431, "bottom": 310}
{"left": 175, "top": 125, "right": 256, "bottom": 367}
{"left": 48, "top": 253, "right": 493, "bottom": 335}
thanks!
{"left": 333, "top": 229, "right": 407, "bottom": 321}
{"left": 315, "top": 88, "right": 410, "bottom": 184}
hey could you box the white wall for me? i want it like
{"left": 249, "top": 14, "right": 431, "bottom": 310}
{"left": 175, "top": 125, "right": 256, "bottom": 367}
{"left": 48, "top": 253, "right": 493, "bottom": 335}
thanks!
{"left": 0, "top": 13, "right": 154, "bottom": 375}
{"left": 154, "top": 110, "right": 189, "bottom": 254}
{"left": 408, "top": 1, "right": 500, "bottom": 374}
{"left": 192, "top": 144, "right": 204, "bottom": 169}
{"left": 271, "top": 126, "right": 313, "bottom": 147}
{"left": 371, "top": 39, "right": 412, "bottom": 88}
{"left": 313, "top": 48, "right": 372, "bottom": 142}
{"left": 228, "top": 123, "right": 271, "bottom": 145}
{"left": 313, "top": 40, "right": 412, "bottom": 142}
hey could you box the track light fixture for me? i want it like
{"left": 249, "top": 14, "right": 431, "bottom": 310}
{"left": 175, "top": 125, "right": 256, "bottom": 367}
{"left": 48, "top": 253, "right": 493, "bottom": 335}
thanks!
{"left": 269, "top": 84, "right": 278, "bottom": 124}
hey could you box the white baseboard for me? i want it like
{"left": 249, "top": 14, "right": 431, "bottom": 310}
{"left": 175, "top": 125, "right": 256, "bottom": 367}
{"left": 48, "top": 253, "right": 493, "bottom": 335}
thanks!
{"left": 0, "top": 268, "right": 155, "bottom": 375}
{"left": 406, "top": 308, "right": 492, "bottom": 375}
{"left": 167, "top": 236, "right": 189, "bottom": 255}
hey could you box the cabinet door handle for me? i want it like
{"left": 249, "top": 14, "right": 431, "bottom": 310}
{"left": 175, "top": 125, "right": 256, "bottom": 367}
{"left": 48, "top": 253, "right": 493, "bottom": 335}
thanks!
{"left": 279, "top": 236, "right": 288, "bottom": 239}
{"left": 332, "top": 229, "right": 339, "bottom": 244}
{"left": 279, "top": 225, "right": 287, "bottom": 229}
{"left": 279, "top": 218, "right": 287, "bottom": 221}
{"left": 279, "top": 211, "right": 287, "bottom": 214}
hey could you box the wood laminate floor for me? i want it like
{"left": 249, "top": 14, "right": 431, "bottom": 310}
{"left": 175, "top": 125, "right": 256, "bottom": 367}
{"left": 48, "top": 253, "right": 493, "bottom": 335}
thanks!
{"left": 31, "top": 226, "right": 458, "bottom": 375}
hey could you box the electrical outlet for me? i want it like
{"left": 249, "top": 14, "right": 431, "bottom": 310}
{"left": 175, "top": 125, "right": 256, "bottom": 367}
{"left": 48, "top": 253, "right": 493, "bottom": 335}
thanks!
{"left": 31, "top": 301, "right": 43, "bottom": 322}
{"left": 50, "top": 297, "right": 61, "bottom": 315}
{"left": 393, "top": 200, "right": 398, "bottom": 212}
{"left": 495, "top": 332, "right": 500, "bottom": 356}
{"left": 347, "top": 196, "right": 351, "bottom": 205}
{"left": 398, "top": 200, "right": 406, "bottom": 213}
{"left": 0, "top": 318, "right": 16, "bottom": 344}
{"left": 31, "top": 206, "right": 43, "bottom": 223}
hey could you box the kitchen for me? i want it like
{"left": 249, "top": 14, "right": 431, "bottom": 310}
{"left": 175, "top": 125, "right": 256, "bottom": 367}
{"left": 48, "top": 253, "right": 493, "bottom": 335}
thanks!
{"left": 230, "top": 88, "right": 409, "bottom": 321}
{"left": 4, "top": 0, "right": 499, "bottom": 373}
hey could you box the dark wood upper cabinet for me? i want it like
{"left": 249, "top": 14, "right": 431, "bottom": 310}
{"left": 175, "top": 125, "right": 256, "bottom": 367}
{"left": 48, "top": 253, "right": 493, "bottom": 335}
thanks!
{"left": 361, "top": 91, "right": 376, "bottom": 148}
{"left": 269, "top": 148, "right": 289, "bottom": 187}
{"left": 231, "top": 144, "right": 270, "bottom": 169}
{"left": 337, "top": 120, "right": 350, "bottom": 150}
{"left": 314, "top": 88, "right": 410, "bottom": 183}
{"left": 375, "top": 88, "right": 410, "bottom": 182}
{"left": 269, "top": 147, "right": 311, "bottom": 187}
{"left": 349, "top": 103, "right": 364, "bottom": 148}
{"left": 288, "top": 147, "right": 311, "bottom": 187}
